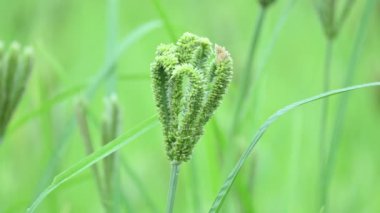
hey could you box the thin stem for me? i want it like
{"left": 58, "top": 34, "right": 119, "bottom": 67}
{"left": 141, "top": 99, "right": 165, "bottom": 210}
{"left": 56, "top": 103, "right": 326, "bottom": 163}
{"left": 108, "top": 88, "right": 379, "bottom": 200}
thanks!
{"left": 190, "top": 159, "right": 201, "bottom": 212}
{"left": 167, "top": 162, "right": 181, "bottom": 213}
{"left": 230, "top": 6, "right": 267, "bottom": 137}
{"left": 319, "top": 38, "right": 333, "bottom": 213}
{"left": 320, "top": 38, "right": 333, "bottom": 162}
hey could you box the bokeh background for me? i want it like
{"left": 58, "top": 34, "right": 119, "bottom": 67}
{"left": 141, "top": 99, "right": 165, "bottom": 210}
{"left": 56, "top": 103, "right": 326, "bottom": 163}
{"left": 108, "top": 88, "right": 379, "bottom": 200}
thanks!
{"left": 0, "top": 0, "right": 379, "bottom": 212}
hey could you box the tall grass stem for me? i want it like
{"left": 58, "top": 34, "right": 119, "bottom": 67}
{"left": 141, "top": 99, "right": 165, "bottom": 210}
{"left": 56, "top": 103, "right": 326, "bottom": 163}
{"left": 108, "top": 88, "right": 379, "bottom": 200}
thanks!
{"left": 320, "top": 39, "right": 333, "bottom": 163}
{"left": 167, "top": 162, "right": 180, "bottom": 213}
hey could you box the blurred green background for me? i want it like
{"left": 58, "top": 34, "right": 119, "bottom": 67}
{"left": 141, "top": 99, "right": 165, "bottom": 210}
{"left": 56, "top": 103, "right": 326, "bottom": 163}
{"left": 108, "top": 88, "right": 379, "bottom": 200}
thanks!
{"left": 0, "top": 0, "right": 379, "bottom": 212}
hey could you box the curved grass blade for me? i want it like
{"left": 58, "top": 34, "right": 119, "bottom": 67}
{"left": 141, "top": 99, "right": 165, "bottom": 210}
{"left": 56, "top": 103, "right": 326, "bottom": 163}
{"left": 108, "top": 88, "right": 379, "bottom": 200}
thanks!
{"left": 27, "top": 115, "right": 159, "bottom": 213}
{"left": 209, "top": 82, "right": 380, "bottom": 212}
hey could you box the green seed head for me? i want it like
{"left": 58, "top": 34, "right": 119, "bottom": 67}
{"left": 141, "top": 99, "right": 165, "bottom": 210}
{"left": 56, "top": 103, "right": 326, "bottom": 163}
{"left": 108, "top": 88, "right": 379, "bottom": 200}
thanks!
{"left": 151, "top": 33, "right": 233, "bottom": 163}
{"left": 0, "top": 41, "right": 34, "bottom": 142}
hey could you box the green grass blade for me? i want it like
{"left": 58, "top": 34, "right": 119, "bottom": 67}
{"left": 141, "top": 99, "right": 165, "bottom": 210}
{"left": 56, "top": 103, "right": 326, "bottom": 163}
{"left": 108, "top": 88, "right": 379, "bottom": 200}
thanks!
{"left": 209, "top": 82, "right": 380, "bottom": 212}
{"left": 27, "top": 115, "right": 159, "bottom": 213}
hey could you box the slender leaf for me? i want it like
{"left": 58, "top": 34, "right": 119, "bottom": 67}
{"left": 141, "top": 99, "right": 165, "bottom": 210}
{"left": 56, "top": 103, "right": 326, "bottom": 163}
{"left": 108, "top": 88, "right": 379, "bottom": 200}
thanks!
{"left": 209, "top": 82, "right": 380, "bottom": 212}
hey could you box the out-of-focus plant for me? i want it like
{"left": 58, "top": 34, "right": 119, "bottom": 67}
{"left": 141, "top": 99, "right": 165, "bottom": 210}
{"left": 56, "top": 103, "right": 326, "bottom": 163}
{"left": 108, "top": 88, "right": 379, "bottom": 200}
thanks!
{"left": 0, "top": 41, "right": 34, "bottom": 143}
{"left": 76, "top": 94, "right": 121, "bottom": 212}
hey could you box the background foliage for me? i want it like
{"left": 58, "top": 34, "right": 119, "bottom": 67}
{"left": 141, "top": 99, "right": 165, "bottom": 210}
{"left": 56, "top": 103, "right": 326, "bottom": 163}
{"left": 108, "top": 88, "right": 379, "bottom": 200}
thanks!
{"left": 0, "top": 0, "right": 379, "bottom": 212}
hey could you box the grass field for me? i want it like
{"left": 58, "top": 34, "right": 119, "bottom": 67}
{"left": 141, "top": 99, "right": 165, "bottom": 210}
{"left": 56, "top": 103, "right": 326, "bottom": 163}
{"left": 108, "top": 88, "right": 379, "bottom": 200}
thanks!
{"left": 0, "top": 0, "right": 379, "bottom": 212}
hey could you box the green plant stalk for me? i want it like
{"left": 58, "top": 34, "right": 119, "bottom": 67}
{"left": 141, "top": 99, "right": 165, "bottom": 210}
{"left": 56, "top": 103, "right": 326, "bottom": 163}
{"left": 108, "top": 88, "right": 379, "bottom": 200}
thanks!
{"left": 190, "top": 158, "right": 201, "bottom": 212}
{"left": 320, "top": 0, "right": 375, "bottom": 211}
{"left": 209, "top": 82, "right": 380, "bottom": 212}
{"left": 111, "top": 155, "right": 122, "bottom": 213}
{"left": 230, "top": 7, "right": 267, "bottom": 136}
{"left": 319, "top": 38, "right": 333, "bottom": 164}
{"left": 319, "top": 38, "right": 334, "bottom": 213}
{"left": 167, "top": 162, "right": 180, "bottom": 213}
